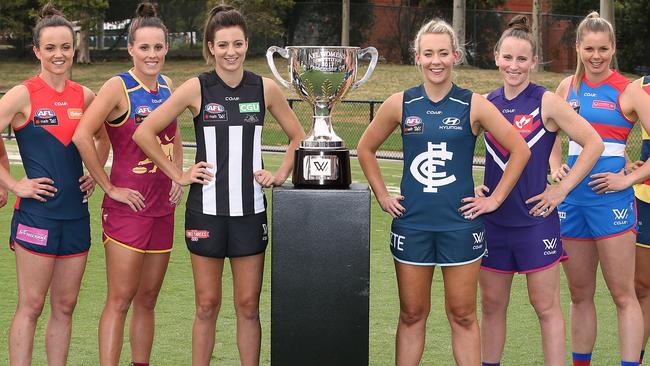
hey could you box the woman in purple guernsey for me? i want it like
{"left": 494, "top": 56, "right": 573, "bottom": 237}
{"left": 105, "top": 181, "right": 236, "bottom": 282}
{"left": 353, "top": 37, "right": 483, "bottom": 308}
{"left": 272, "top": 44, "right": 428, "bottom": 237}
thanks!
{"left": 72, "top": 4, "right": 181, "bottom": 366}
{"left": 477, "top": 16, "right": 603, "bottom": 366}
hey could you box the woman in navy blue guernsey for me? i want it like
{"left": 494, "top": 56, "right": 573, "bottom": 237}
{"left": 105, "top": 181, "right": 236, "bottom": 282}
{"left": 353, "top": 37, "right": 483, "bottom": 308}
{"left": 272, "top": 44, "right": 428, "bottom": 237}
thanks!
{"left": 477, "top": 15, "right": 603, "bottom": 366}
{"left": 550, "top": 12, "right": 650, "bottom": 366}
{"left": 0, "top": 3, "right": 107, "bottom": 365}
{"left": 358, "top": 19, "right": 530, "bottom": 365}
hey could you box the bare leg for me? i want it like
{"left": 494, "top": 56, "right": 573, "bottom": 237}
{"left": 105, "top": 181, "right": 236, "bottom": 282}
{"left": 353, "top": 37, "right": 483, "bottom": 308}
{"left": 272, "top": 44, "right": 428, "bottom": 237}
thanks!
{"left": 598, "top": 231, "right": 644, "bottom": 361}
{"left": 562, "top": 240, "right": 598, "bottom": 355}
{"left": 442, "top": 261, "right": 481, "bottom": 366}
{"left": 9, "top": 245, "right": 55, "bottom": 366}
{"left": 479, "top": 269, "right": 513, "bottom": 364}
{"left": 231, "top": 253, "right": 265, "bottom": 366}
{"left": 99, "top": 241, "right": 144, "bottom": 366}
{"left": 190, "top": 254, "right": 224, "bottom": 366}
{"left": 394, "top": 261, "right": 434, "bottom": 366}
{"left": 46, "top": 254, "right": 87, "bottom": 366}
{"left": 526, "top": 264, "right": 565, "bottom": 366}
{"left": 129, "top": 252, "right": 170, "bottom": 363}
{"left": 635, "top": 246, "right": 650, "bottom": 355}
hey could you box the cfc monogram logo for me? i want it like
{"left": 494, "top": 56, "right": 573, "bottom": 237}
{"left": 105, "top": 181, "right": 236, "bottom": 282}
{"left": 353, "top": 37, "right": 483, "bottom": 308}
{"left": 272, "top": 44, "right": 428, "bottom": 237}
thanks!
{"left": 410, "top": 142, "right": 456, "bottom": 193}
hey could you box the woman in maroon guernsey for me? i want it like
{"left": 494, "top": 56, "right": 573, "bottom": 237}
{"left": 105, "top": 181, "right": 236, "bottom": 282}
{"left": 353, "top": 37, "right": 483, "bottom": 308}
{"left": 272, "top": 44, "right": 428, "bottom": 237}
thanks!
{"left": 0, "top": 3, "right": 105, "bottom": 365}
{"left": 133, "top": 5, "right": 304, "bottom": 365}
{"left": 72, "top": 3, "right": 181, "bottom": 366}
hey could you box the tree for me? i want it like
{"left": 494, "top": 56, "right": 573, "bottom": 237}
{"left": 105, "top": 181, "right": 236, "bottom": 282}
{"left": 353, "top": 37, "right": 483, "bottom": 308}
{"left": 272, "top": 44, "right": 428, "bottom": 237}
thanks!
{"left": 47, "top": 0, "right": 108, "bottom": 64}
{"left": 0, "top": 0, "right": 40, "bottom": 56}
{"left": 452, "top": 0, "right": 467, "bottom": 64}
{"left": 532, "top": 0, "right": 543, "bottom": 71}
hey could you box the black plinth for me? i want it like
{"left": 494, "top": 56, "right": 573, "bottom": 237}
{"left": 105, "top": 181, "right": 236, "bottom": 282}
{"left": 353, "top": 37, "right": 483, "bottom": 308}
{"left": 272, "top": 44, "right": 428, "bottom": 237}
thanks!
{"left": 292, "top": 148, "right": 351, "bottom": 188}
{"left": 271, "top": 184, "right": 370, "bottom": 366}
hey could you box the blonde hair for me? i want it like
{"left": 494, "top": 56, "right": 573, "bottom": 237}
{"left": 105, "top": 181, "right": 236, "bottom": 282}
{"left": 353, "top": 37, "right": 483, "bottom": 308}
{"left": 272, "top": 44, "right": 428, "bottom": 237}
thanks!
{"left": 574, "top": 11, "right": 616, "bottom": 92}
{"left": 413, "top": 18, "right": 464, "bottom": 65}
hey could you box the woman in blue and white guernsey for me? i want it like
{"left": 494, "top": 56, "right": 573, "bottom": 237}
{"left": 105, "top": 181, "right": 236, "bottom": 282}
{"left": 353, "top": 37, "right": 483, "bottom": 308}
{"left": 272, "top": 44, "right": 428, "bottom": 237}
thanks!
{"left": 357, "top": 18, "right": 530, "bottom": 365}
{"left": 477, "top": 15, "right": 603, "bottom": 366}
{"left": 550, "top": 12, "right": 650, "bottom": 366}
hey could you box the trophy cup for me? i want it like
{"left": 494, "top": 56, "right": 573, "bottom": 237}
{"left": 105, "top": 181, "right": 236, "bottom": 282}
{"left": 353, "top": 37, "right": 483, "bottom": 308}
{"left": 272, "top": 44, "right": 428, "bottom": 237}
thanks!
{"left": 266, "top": 46, "right": 378, "bottom": 188}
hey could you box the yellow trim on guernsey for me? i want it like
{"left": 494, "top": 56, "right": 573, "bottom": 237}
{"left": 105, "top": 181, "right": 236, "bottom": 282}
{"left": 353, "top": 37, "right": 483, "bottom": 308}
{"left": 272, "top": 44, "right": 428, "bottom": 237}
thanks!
{"left": 103, "top": 234, "right": 172, "bottom": 254}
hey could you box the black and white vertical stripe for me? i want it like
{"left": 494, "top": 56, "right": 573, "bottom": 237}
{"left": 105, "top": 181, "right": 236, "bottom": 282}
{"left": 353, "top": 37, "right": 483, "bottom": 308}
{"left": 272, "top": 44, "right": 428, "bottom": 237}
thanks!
{"left": 188, "top": 70, "right": 266, "bottom": 217}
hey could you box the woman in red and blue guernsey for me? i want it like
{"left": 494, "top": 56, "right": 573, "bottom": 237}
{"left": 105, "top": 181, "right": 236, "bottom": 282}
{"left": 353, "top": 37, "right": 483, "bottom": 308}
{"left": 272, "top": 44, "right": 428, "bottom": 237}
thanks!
{"left": 0, "top": 4, "right": 107, "bottom": 365}
{"left": 550, "top": 12, "right": 650, "bottom": 366}
{"left": 72, "top": 4, "right": 181, "bottom": 366}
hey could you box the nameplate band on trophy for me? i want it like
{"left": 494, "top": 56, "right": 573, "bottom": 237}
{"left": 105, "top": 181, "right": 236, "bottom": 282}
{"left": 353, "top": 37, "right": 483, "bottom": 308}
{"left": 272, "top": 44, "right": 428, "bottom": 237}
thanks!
{"left": 303, "top": 155, "right": 339, "bottom": 180}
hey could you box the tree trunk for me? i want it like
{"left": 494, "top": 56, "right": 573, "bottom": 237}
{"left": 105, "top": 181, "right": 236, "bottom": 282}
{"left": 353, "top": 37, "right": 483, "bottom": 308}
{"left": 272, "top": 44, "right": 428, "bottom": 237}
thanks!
{"left": 76, "top": 11, "right": 92, "bottom": 64}
{"left": 341, "top": 0, "right": 350, "bottom": 46}
{"left": 452, "top": 0, "right": 467, "bottom": 64}
{"left": 532, "top": 0, "right": 543, "bottom": 71}
{"left": 600, "top": 0, "right": 618, "bottom": 69}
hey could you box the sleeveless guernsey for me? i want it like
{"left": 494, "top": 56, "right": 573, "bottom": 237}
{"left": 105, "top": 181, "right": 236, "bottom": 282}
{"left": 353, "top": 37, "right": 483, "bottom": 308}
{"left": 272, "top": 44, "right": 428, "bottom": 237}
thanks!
{"left": 566, "top": 71, "right": 634, "bottom": 205}
{"left": 396, "top": 84, "right": 479, "bottom": 231}
{"left": 102, "top": 70, "right": 177, "bottom": 217}
{"left": 485, "top": 83, "right": 557, "bottom": 227}
{"left": 634, "top": 76, "right": 650, "bottom": 203}
{"left": 14, "top": 76, "right": 87, "bottom": 219}
{"left": 186, "top": 70, "right": 266, "bottom": 217}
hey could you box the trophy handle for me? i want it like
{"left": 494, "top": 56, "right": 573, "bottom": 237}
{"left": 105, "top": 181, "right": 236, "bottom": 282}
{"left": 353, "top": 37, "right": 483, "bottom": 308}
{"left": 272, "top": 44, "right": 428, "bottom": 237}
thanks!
{"left": 266, "top": 46, "right": 292, "bottom": 89}
{"left": 352, "top": 47, "right": 378, "bottom": 90}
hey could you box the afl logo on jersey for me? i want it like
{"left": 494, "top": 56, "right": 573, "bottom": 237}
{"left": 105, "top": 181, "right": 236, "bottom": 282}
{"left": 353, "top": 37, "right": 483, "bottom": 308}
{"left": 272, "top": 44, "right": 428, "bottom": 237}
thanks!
{"left": 204, "top": 103, "right": 228, "bottom": 122}
{"left": 403, "top": 116, "right": 423, "bottom": 134}
{"left": 569, "top": 99, "right": 580, "bottom": 113}
{"left": 34, "top": 108, "right": 58, "bottom": 126}
{"left": 134, "top": 105, "right": 152, "bottom": 124}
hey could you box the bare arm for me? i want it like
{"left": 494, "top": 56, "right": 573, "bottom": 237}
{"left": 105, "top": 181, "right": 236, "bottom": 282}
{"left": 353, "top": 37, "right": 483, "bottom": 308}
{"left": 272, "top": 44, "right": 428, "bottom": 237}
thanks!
{"left": 542, "top": 91, "right": 603, "bottom": 194}
{"left": 0, "top": 85, "right": 56, "bottom": 201}
{"left": 549, "top": 77, "right": 573, "bottom": 180}
{"left": 462, "top": 93, "right": 530, "bottom": 218}
{"left": 259, "top": 77, "right": 305, "bottom": 187}
{"left": 357, "top": 92, "right": 404, "bottom": 218}
{"left": 0, "top": 139, "right": 8, "bottom": 207}
{"left": 133, "top": 77, "right": 212, "bottom": 186}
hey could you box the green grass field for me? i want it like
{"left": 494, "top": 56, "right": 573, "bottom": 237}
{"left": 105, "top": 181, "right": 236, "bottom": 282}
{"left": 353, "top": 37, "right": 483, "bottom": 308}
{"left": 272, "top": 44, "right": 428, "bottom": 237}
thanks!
{"left": 0, "top": 150, "right": 622, "bottom": 365}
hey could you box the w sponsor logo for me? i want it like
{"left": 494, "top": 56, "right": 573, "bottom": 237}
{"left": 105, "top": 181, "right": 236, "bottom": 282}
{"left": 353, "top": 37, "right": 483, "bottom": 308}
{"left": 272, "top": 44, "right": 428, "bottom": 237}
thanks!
{"left": 543, "top": 238, "right": 558, "bottom": 256}
{"left": 472, "top": 232, "right": 484, "bottom": 244}
{"left": 543, "top": 238, "right": 558, "bottom": 250}
{"left": 613, "top": 208, "right": 628, "bottom": 220}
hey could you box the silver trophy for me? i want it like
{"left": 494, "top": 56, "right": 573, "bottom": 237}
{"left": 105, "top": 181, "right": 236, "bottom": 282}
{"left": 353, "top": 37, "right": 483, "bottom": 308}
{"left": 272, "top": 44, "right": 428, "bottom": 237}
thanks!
{"left": 266, "top": 46, "right": 378, "bottom": 188}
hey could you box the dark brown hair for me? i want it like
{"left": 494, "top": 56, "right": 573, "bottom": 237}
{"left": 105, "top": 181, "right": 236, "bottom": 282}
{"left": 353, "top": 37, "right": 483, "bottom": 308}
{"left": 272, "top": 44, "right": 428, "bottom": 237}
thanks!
{"left": 128, "top": 2, "right": 168, "bottom": 44}
{"left": 33, "top": 2, "right": 75, "bottom": 48}
{"left": 494, "top": 15, "right": 535, "bottom": 55}
{"left": 202, "top": 5, "right": 248, "bottom": 64}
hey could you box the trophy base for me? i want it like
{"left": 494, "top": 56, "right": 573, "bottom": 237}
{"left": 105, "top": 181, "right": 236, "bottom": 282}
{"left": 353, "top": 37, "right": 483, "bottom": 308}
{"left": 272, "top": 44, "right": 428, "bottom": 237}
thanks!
{"left": 292, "top": 148, "right": 351, "bottom": 189}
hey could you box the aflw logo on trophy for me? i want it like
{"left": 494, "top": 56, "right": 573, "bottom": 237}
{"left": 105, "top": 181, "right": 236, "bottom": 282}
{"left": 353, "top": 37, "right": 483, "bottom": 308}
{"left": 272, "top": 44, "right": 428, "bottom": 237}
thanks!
{"left": 410, "top": 142, "right": 456, "bottom": 193}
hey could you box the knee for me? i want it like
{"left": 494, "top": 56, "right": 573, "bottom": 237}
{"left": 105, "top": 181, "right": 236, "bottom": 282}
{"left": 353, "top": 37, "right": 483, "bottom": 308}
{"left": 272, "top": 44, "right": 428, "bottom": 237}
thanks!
{"left": 234, "top": 295, "right": 260, "bottom": 321}
{"left": 195, "top": 298, "right": 221, "bottom": 321}
{"left": 567, "top": 283, "right": 595, "bottom": 305}
{"left": 133, "top": 289, "right": 160, "bottom": 312}
{"left": 610, "top": 289, "right": 638, "bottom": 309}
{"left": 530, "top": 297, "right": 560, "bottom": 322}
{"left": 399, "top": 305, "right": 429, "bottom": 327}
{"left": 106, "top": 294, "right": 133, "bottom": 315}
{"left": 51, "top": 297, "right": 78, "bottom": 319}
{"left": 17, "top": 299, "right": 46, "bottom": 321}
{"left": 635, "top": 278, "right": 650, "bottom": 299}
{"left": 481, "top": 295, "right": 508, "bottom": 317}
{"left": 447, "top": 304, "right": 477, "bottom": 330}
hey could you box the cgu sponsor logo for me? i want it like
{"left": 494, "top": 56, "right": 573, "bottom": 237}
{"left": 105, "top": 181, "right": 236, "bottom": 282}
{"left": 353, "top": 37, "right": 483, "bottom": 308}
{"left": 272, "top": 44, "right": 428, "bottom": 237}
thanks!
{"left": 543, "top": 238, "right": 558, "bottom": 256}
{"left": 185, "top": 229, "right": 210, "bottom": 242}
